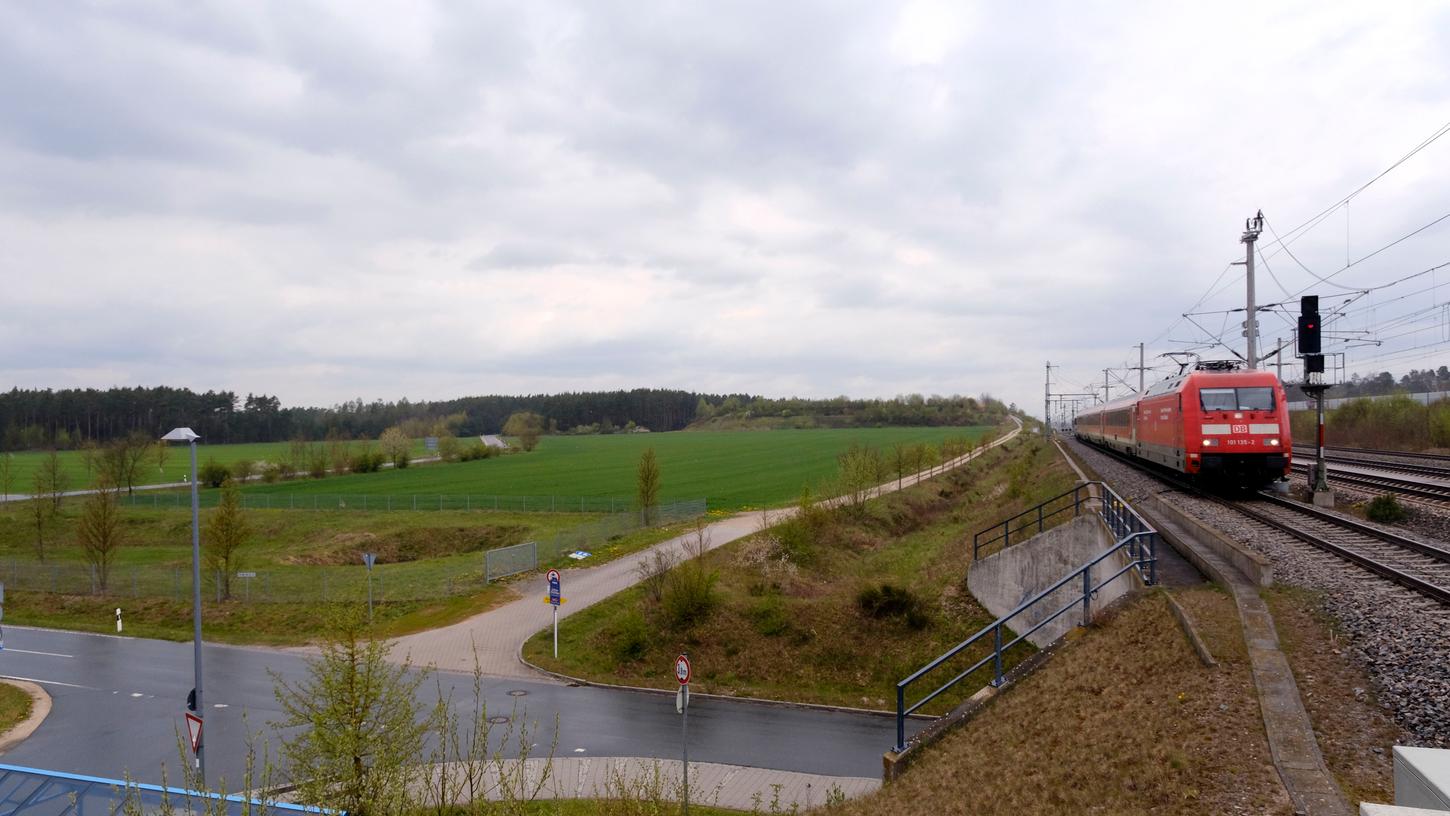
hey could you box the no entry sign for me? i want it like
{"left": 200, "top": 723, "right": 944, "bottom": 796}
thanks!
{"left": 674, "top": 653, "right": 692, "bottom": 685}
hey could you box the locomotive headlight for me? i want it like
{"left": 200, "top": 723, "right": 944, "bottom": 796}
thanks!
{"left": 1266, "top": 438, "right": 1281, "bottom": 446}
{"left": 1202, "top": 438, "right": 1219, "bottom": 447}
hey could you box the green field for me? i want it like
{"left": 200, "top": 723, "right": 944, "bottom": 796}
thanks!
{"left": 0, "top": 437, "right": 438, "bottom": 497}
{"left": 238, "top": 427, "right": 997, "bottom": 511}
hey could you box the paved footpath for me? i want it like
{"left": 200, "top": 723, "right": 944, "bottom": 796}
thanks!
{"left": 390, "top": 417, "right": 1022, "bottom": 678}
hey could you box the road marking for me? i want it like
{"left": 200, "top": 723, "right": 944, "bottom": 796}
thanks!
{"left": 0, "top": 674, "right": 94, "bottom": 690}
{"left": 213, "top": 703, "right": 228, "bottom": 708}
{"left": 2, "top": 649, "right": 73, "bottom": 658}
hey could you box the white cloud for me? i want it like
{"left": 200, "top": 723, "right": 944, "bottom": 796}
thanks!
{"left": 1, "top": 0, "right": 1449, "bottom": 413}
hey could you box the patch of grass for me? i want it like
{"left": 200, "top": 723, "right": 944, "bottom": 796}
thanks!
{"left": 1265, "top": 585, "right": 1399, "bottom": 806}
{"left": 235, "top": 427, "right": 999, "bottom": 511}
{"left": 524, "top": 437, "right": 1073, "bottom": 711}
{"left": 1364, "top": 494, "right": 1408, "bottom": 524}
{"left": 834, "top": 591, "right": 1293, "bottom": 816}
{"left": 0, "top": 682, "right": 32, "bottom": 734}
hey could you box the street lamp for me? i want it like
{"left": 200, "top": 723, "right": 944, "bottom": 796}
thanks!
{"left": 162, "top": 427, "right": 205, "bottom": 785}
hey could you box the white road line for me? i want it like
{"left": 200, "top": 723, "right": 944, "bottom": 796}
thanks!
{"left": 2, "top": 648, "right": 74, "bottom": 658}
{"left": 0, "top": 673, "right": 93, "bottom": 690}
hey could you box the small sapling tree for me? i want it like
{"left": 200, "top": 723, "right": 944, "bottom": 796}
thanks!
{"left": 0, "top": 452, "right": 12, "bottom": 503}
{"left": 78, "top": 481, "right": 123, "bottom": 592}
{"left": 206, "top": 478, "right": 250, "bottom": 600}
{"left": 100, "top": 431, "right": 151, "bottom": 495}
{"left": 271, "top": 608, "right": 433, "bottom": 816}
{"left": 37, "top": 449, "right": 68, "bottom": 512}
{"left": 636, "top": 447, "right": 661, "bottom": 525}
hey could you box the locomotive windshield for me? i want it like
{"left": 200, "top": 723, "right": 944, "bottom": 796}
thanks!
{"left": 1199, "top": 387, "right": 1275, "bottom": 411}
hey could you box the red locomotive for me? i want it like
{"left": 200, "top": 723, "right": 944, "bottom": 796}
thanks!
{"left": 1073, "top": 361, "right": 1292, "bottom": 487}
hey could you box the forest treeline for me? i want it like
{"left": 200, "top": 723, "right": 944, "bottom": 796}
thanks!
{"left": 0, "top": 386, "right": 1011, "bottom": 450}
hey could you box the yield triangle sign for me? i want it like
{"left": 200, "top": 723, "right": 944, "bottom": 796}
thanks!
{"left": 184, "top": 712, "right": 203, "bottom": 753}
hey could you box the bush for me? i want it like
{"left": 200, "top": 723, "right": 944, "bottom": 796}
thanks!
{"left": 261, "top": 463, "right": 284, "bottom": 483}
{"left": 856, "top": 583, "right": 931, "bottom": 630}
{"left": 749, "top": 596, "right": 791, "bottom": 637}
{"left": 199, "top": 458, "right": 230, "bottom": 488}
{"left": 351, "top": 451, "right": 385, "bottom": 473}
{"left": 609, "top": 610, "right": 651, "bottom": 664}
{"left": 662, "top": 563, "right": 718, "bottom": 629}
{"left": 231, "top": 459, "right": 255, "bottom": 482}
{"left": 394, "top": 453, "right": 410, "bottom": 469}
{"left": 308, "top": 448, "right": 328, "bottom": 479}
{"left": 1366, "top": 494, "right": 1408, "bottom": 524}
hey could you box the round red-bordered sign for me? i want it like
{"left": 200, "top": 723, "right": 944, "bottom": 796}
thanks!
{"left": 674, "top": 653, "right": 692, "bottom": 685}
{"left": 546, "top": 569, "right": 561, "bottom": 585}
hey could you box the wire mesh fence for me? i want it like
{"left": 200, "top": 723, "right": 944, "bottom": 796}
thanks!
{"left": 118, "top": 491, "right": 644, "bottom": 513}
{"left": 1, "top": 499, "right": 708, "bottom": 603}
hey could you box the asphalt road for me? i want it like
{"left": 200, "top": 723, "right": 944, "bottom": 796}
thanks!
{"left": 0, "top": 625, "right": 919, "bottom": 788}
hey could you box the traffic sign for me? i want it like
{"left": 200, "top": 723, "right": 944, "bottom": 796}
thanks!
{"left": 547, "top": 569, "right": 561, "bottom": 607}
{"left": 362, "top": 553, "right": 376, "bottom": 570}
{"left": 674, "top": 653, "right": 692, "bottom": 685}
{"left": 185, "top": 712, "right": 203, "bottom": 753}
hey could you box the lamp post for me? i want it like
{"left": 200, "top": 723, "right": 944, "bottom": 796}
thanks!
{"left": 162, "top": 427, "right": 205, "bottom": 785}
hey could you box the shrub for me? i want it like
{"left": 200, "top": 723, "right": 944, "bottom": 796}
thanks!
{"left": 394, "top": 453, "right": 410, "bottom": 469}
{"left": 351, "top": 451, "right": 385, "bottom": 473}
{"left": 856, "top": 583, "right": 931, "bottom": 630}
{"left": 662, "top": 563, "right": 718, "bottom": 629}
{"left": 609, "top": 610, "right": 651, "bottom": 664}
{"left": 199, "top": 458, "right": 230, "bottom": 488}
{"left": 261, "top": 463, "right": 284, "bottom": 483}
{"left": 231, "top": 459, "right": 255, "bottom": 482}
{"left": 749, "top": 596, "right": 791, "bottom": 637}
{"left": 1366, "top": 494, "right": 1408, "bottom": 524}
{"left": 308, "top": 448, "right": 328, "bottom": 479}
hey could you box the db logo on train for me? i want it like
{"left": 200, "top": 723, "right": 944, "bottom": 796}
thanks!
{"left": 1232, "top": 424, "right": 1249, "bottom": 434}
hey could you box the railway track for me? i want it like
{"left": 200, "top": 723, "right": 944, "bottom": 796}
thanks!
{"left": 1288, "top": 461, "right": 1450, "bottom": 504}
{"left": 1292, "top": 445, "right": 1450, "bottom": 479}
{"left": 1082, "top": 440, "right": 1450, "bottom": 606}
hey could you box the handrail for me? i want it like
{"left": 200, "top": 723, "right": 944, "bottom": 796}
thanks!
{"left": 896, "top": 482, "right": 1157, "bottom": 752}
{"left": 973, "top": 482, "right": 1100, "bottom": 560}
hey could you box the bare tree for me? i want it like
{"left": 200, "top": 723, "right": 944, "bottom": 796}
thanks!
{"left": 636, "top": 447, "right": 661, "bottom": 525}
{"left": 78, "top": 481, "right": 124, "bottom": 592}
{"left": 28, "top": 488, "right": 50, "bottom": 562}
{"left": 0, "top": 452, "right": 13, "bottom": 503}
{"left": 100, "top": 431, "right": 151, "bottom": 495}
{"left": 37, "top": 449, "right": 68, "bottom": 512}
{"left": 633, "top": 547, "right": 678, "bottom": 604}
{"left": 154, "top": 439, "right": 169, "bottom": 475}
{"left": 205, "top": 478, "right": 250, "bottom": 600}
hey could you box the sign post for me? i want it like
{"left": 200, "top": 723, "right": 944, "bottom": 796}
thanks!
{"left": 185, "top": 711, "right": 203, "bottom": 757}
{"left": 546, "top": 569, "right": 562, "bottom": 658}
{"left": 362, "top": 553, "right": 377, "bottom": 623}
{"left": 675, "top": 653, "right": 692, "bottom": 816}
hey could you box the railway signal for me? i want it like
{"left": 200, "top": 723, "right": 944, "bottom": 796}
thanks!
{"left": 1298, "top": 296, "right": 1322, "bottom": 356}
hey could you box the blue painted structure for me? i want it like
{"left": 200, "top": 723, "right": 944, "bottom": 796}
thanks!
{"left": 0, "top": 762, "right": 331, "bottom": 816}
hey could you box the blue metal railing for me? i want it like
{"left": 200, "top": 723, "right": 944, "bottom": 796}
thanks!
{"left": 895, "top": 482, "right": 1157, "bottom": 752}
{"left": 972, "top": 482, "right": 1102, "bottom": 559}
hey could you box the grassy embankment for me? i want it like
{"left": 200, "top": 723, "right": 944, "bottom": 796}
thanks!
{"left": 0, "top": 505, "right": 691, "bottom": 645}
{"left": 238, "top": 427, "right": 996, "bottom": 512}
{"left": 524, "top": 434, "right": 1073, "bottom": 711}
{"left": 0, "top": 437, "right": 439, "bottom": 496}
{"left": 1290, "top": 393, "right": 1450, "bottom": 451}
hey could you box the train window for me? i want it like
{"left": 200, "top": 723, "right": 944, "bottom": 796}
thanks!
{"left": 1199, "top": 387, "right": 1276, "bottom": 411}
{"left": 1238, "top": 387, "right": 1275, "bottom": 411}
{"left": 1199, "top": 388, "right": 1237, "bottom": 411}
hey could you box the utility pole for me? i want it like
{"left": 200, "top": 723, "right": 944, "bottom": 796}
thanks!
{"left": 1103, "top": 368, "right": 1111, "bottom": 403}
{"left": 1241, "top": 210, "right": 1264, "bottom": 368}
{"left": 1275, "top": 336, "right": 1283, "bottom": 381}
{"left": 1128, "top": 342, "right": 1148, "bottom": 393}
{"left": 1044, "top": 361, "right": 1054, "bottom": 438}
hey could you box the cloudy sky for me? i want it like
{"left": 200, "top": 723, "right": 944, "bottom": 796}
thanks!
{"left": 3, "top": 1, "right": 1449, "bottom": 412}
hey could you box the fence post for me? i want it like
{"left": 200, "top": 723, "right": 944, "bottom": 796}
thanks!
{"left": 992, "top": 624, "right": 1004, "bottom": 686}
{"left": 896, "top": 686, "right": 906, "bottom": 752}
{"left": 1149, "top": 534, "right": 1158, "bottom": 586}
{"left": 1082, "top": 568, "right": 1092, "bottom": 626}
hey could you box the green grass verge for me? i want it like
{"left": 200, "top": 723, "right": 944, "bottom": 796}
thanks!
{"left": 0, "top": 682, "right": 32, "bottom": 734}
{"left": 236, "top": 427, "right": 998, "bottom": 511}
{"left": 0, "top": 503, "right": 706, "bottom": 645}
{"left": 524, "top": 435, "right": 1075, "bottom": 712}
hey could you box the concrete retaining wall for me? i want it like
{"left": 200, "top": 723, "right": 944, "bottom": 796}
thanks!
{"left": 1139, "top": 494, "right": 1273, "bottom": 587}
{"left": 966, "top": 515, "right": 1131, "bottom": 647}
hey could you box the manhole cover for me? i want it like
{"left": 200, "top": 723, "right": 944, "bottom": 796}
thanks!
{"left": 487, "top": 716, "right": 511, "bottom": 725}
{"left": 507, "top": 689, "right": 528, "bottom": 697}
